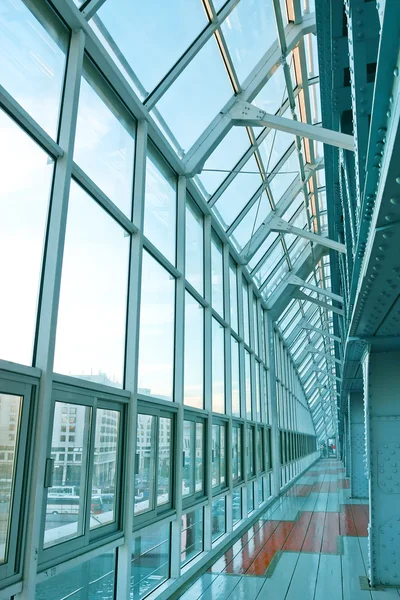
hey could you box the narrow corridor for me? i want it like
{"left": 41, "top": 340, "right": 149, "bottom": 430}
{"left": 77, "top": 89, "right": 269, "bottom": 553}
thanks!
{"left": 179, "top": 460, "right": 400, "bottom": 599}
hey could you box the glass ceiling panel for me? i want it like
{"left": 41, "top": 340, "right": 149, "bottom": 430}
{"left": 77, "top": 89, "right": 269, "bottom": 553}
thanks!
{"left": 92, "top": 0, "right": 208, "bottom": 99}
{"left": 263, "top": 259, "right": 289, "bottom": 299}
{"left": 230, "top": 191, "right": 272, "bottom": 252}
{"left": 213, "top": 154, "right": 262, "bottom": 229}
{"left": 221, "top": 0, "right": 276, "bottom": 85}
{"left": 247, "top": 231, "right": 279, "bottom": 269}
{"left": 196, "top": 127, "right": 251, "bottom": 198}
{"left": 268, "top": 151, "right": 299, "bottom": 206}
{"left": 259, "top": 131, "right": 294, "bottom": 173}
{"left": 253, "top": 65, "right": 288, "bottom": 115}
{"left": 154, "top": 36, "right": 233, "bottom": 152}
{"left": 282, "top": 193, "right": 304, "bottom": 223}
{"left": 252, "top": 238, "right": 283, "bottom": 285}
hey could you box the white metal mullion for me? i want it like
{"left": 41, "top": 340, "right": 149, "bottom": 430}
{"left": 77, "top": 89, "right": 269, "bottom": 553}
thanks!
{"left": 0, "top": 84, "right": 63, "bottom": 158}
{"left": 20, "top": 30, "right": 85, "bottom": 600}
{"left": 170, "top": 176, "right": 187, "bottom": 578}
{"left": 115, "top": 120, "right": 148, "bottom": 599}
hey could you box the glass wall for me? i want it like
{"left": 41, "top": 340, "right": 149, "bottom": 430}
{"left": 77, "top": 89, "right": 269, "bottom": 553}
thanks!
{"left": 0, "top": 1, "right": 320, "bottom": 597}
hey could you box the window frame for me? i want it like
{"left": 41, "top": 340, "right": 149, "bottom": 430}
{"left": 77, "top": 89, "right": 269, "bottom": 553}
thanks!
{"left": 211, "top": 418, "right": 228, "bottom": 495}
{"left": 182, "top": 411, "right": 207, "bottom": 509}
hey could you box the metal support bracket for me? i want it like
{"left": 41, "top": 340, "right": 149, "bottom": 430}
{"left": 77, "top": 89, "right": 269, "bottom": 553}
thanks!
{"left": 265, "top": 214, "right": 346, "bottom": 254}
{"left": 292, "top": 290, "right": 344, "bottom": 316}
{"left": 287, "top": 273, "right": 343, "bottom": 303}
{"left": 300, "top": 320, "right": 342, "bottom": 343}
{"left": 230, "top": 101, "right": 355, "bottom": 152}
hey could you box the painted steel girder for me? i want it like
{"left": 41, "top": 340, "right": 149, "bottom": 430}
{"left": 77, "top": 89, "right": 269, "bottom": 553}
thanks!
{"left": 230, "top": 101, "right": 355, "bottom": 151}
{"left": 265, "top": 214, "right": 346, "bottom": 254}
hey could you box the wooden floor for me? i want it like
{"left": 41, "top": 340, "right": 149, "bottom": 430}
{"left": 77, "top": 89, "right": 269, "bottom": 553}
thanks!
{"left": 181, "top": 460, "right": 400, "bottom": 600}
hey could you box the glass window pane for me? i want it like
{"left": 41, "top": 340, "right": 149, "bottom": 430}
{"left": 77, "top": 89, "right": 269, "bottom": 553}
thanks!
{"left": 232, "top": 424, "right": 242, "bottom": 482}
{"left": 134, "top": 414, "right": 156, "bottom": 515}
{"left": 253, "top": 297, "right": 259, "bottom": 354}
{"left": 212, "top": 318, "right": 225, "bottom": 414}
{"left": 231, "top": 337, "right": 240, "bottom": 418}
{"left": 247, "top": 426, "right": 254, "bottom": 476}
{"left": 54, "top": 182, "right": 129, "bottom": 387}
{"left": 242, "top": 281, "right": 250, "bottom": 346}
{"left": 0, "top": 392, "right": 22, "bottom": 565}
{"left": 247, "top": 481, "right": 254, "bottom": 514}
{"left": 211, "top": 235, "right": 224, "bottom": 317}
{"left": 90, "top": 408, "right": 120, "bottom": 530}
{"left": 154, "top": 36, "right": 233, "bottom": 152}
{"left": 255, "top": 362, "right": 261, "bottom": 422}
{"left": 212, "top": 424, "right": 220, "bottom": 488}
{"left": 221, "top": 0, "right": 276, "bottom": 84}
{"left": 214, "top": 155, "right": 262, "bottom": 229}
{"left": 232, "top": 488, "right": 242, "bottom": 526}
{"left": 0, "top": 110, "right": 53, "bottom": 365}
{"left": 212, "top": 497, "right": 226, "bottom": 542}
{"left": 253, "top": 65, "right": 288, "bottom": 117}
{"left": 74, "top": 70, "right": 136, "bottom": 217}
{"left": 184, "top": 293, "right": 204, "bottom": 409}
{"left": 144, "top": 146, "right": 177, "bottom": 265}
{"left": 181, "top": 507, "right": 203, "bottom": 566}
{"left": 182, "top": 420, "right": 194, "bottom": 498}
{"left": 245, "top": 351, "right": 252, "bottom": 420}
{"left": 195, "top": 422, "right": 204, "bottom": 493}
{"left": 138, "top": 252, "right": 175, "bottom": 400}
{"left": 0, "top": 0, "right": 67, "bottom": 137}
{"left": 35, "top": 549, "right": 116, "bottom": 600}
{"left": 131, "top": 523, "right": 170, "bottom": 599}
{"left": 93, "top": 0, "right": 208, "bottom": 99}
{"left": 157, "top": 417, "right": 171, "bottom": 506}
{"left": 230, "top": 191, "right": 272, "bottom": 252}
{"left": 229, "top": 261, "right": 238, "bottom": 332}
{"left": 44, "top": 403, "right": 91, "bottom": 548}
{"left": 186, "top": 198, "right": 204, "bottom": 294}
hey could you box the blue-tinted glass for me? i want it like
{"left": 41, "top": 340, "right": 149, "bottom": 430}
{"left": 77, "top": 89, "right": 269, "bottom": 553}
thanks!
{"left": 154, "top": 36, "right": 233, "bottom": 152}
{"left": 197, "top": 127, "right": 250, "bottom": 198}
{"left": 0, "top": 0, "right": 67, "bottom": 138}
{"left": 259, "top": 127, "right": 294, "bottom": 173}
{"left": 253, "top": 65, "right": 288, "bottom": 116}
{"left": 93, "top": 0, "right": 208, "bottom": 98}
{"left": 144, "top": 147, "right": 177, "bottom": 265}
{"left": 214, "top": 154, "right": 262, "bottom": 229}
{"left": 74, "top": 75, "right": 136, "bottom": 217}
{"left": 221, "top": 0, "right": 276, "bottom": 84}
{"left": 230, "top": 192, "right": 272, "bottom": 252}
{"left": 131, "top": 523, "right": 170, "bottom": 599}
{"left": 269, "top": 151, "right": 299, "bottom": 205}
{"left": 184, "top": 292, "right": 204, "bottom": 409}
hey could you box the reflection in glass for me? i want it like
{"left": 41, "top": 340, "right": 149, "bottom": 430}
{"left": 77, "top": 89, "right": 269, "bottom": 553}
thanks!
{"left": 245, "top": 351, "right": 252, "bottom": 420}
{"left": 0, "top": 110, "right": 53, "bottom": 365}
{"left": 232, "top": 424, "right": 242, "bottom": 482}
{"left": 155, "top": 36, "right": 233, "bottom": 152}
{"left": 90, "top": 409, "right": 120, "bottom": 530}
{"left": 195, "top": 423, "right": 204, "bottom": 493}
{"left": 138, "top": 252, "right": 175, "bottom": 400}
{"left": 242, "top": 280, "right": 250, "bottom": 346}
{"left": 257, "top": 426, "right": 265, "bottom": 473}
{"left": 247, "top": 425, "right": 255, "bottom": 477}
{"left": 0, "top": 393, "right": 21, "bottom": 565}
{"left": 247, "top": 481, "right": 254, "bottom": 515}
{"left": 211, "top": 234, "right": 224, "bottom": 316}
{"left": 229, "top": 260, "right": 238, "bottom": 332}
{"left": 255, "top": 362, "right": 261, "bottom": 422}
{"left": 54, "top": 183, "right": 129, "bottom": 387}
{"left": 134, "top": 414, "right": 156, "bottom": 515}
{"left": 44, "top": 403, "right": 91, "bottom": 548}
{"left": 212, "top": 423, "right": 226, "bottom": 488}
{"left": 144, "top": 146, "right": 177, "bottom": 265}
{"left": 181, "top": 508, "right": 203, "bottom": 566}
{"left": 36, "top": 549, "right": 116, "bottom": 600}
{"left": 184, "top": 293, "right": 204, "bottom": 409}
{"left": 74, "top": 72, "right": 136, "bottom": 217}
{"left": 186, "top": 198, "right": 204, "bottom": 294}
{"left": 212, "top": 497, "right": 226, "bottom": 542}
{"left": 258, "top": 477, "right": 264, "bottom": 506}
{"left": 131, "top": 523, "right": 170, "bottom": 599}
{"left": 232, "top": 488, "right": 242, "bottom": 526}
{"left": 182, "top": 421, "right": 194, "bottom": 497}
{"left": 212, "top": 318, "right": 225, "bottom": 413}
{"left": 0, "top": 0, "right": 67, "bottom": 137}
{"left": 231, "top": 337, "right": 241, "bottom": 417}
{"left": 157, "top": 417, "right": 171, "bottom": 506}
{"left": 253, "top": 296, "right": 259, "bottom": 354}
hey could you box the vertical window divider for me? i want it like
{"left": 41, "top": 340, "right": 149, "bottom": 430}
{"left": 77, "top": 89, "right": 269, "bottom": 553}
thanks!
{"left": 116, "top": 118, "right": 147, "bottom": 599}
{"left": 266, "top": 315, "right": 281, "bottom": 498}
{"left": 169, "top": 175, "right": 186, "bottom": 579}
{"left": 83, "top": 398, "right": 97, "bottom": 543}
{"left": 22, "top": 30, "right": 85, "bottom": 600}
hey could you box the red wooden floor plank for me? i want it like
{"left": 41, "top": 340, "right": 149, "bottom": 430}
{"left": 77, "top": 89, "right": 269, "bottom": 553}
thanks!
{"left": 302, "top": 512, "right": 326, "bottom": 552}
{"left": 283, "top": 510, "right": 313, "bottom": 551}
{"left": 321, "top": 512, "right": 340, "bottom": 553}
{"left": 351, "top": 504, "right": 369, "bottom": 537}
{"left": 245, "top": 521, "right": 295, "bottom": 575}
{"left": 223, "top": 520, "right": 280, "bottom": 574}
{"left": 339, "top": 504, "right": 358, "bottom": 536}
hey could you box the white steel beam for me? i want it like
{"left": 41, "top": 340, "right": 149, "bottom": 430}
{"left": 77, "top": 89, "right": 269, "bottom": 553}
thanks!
{"left": 265, "top": 214, "right": 346, "bottom": 253}
{"left": 230, "top": 101, "right": 355, "bottom": 152}
{"left": 292, "top": 290, "right": 344, "bottom": 316}
{"left": 306, "top": 346, "right": 342, "bottom": 365}
{"left": 300, "top": 320, "right": 342, "bottom": 343}
{"left": 313, "top": 369, "right": 342, "bottom": 382}
{"left": 287, "top": 273, "right": 344, "bottom": 303}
